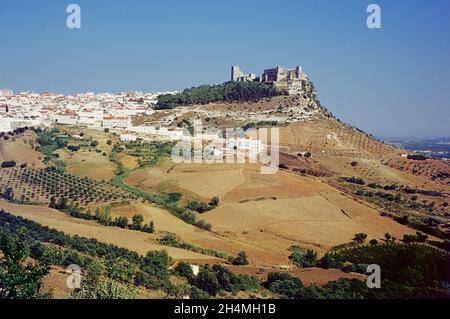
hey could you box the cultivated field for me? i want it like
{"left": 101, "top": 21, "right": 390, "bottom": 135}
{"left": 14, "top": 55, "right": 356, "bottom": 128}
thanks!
{"left": 0, "top": 200, "right": 217, "bottom": 262}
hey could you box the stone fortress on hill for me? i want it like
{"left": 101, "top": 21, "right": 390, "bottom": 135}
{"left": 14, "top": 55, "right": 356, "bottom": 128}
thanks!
{"left": 231, "top": 65, "right": 309, "bottom": 95}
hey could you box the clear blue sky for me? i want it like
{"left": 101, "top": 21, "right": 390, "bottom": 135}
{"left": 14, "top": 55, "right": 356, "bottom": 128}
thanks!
{"left": 0, "top": 0, "right": 449, "bottom": 138}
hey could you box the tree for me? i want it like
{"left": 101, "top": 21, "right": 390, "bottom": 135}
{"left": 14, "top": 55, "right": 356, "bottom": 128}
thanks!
{"left": 195, "top": 266, "right": 220, "bottom": 296}
{"left": 159, "top": 234, "right": 178, "bottom": 246}
{"left": 232, "top": 251, "right": 249, "bottom": 266}
{"left": 2, "top": 188, "right": 14, "bottom": 201}
{"left": 131, "top": 214, "right": 144, "bottom": 230}
{"left": 142, "top": 250, "right": 171, "bottom": 279}
{"left": 209, "top": 196, "right": 220, "bottom": 207}
{"left": 115, "top": 216, "right": 128, "bottom": 229}
{"left": 57, "top": 197, "right": 68, "bottom": 210}
{"left": 1, "top": 160, "right": 16, "bottom": 168}
{"left": 106, "top": 140, "right": 112, "bottom": 146}
{"left": 0, "top": 231, "right": 51, "bottom": 299}
{"left": 175, "top": 262, "right": 194, "bottom": 281}
{"left": 265, "top": 272, "right": 302, "bottom": 298}
{"left": 353, "top": 233, "right": 368, "bottom": 243}
{"left": 142, "top": 221, "right": 155, "bottom": 233}
{"left": 289, "top": 249, "right": 317, "bottom": 268}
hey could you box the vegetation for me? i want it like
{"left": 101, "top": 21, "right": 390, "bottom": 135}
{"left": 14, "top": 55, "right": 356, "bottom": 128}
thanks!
{"left": 289, "top": 249, "right": 317, "bottom": 268}
{"left": 407, "top": 154, "right": 428, "bottom": 161}
{"left": 339, "top": 176, "right": 365, "bottom": 185}
{"left": 327, "top": 242, "right": 450, "bottom": 297}
{"left": 158, "top": 234, "right": 228, "bottom": 259}
{"left": 0, "top": 230, "right": 51, "bottom": 299}
{"left": 353, "top": 233, "right": 368, "bottom": 243}
{"left": 34, "top": 128, "right": 68, "bottom": 162}
{"left": 230, "top": 251, "right": 249, "bottom": 266}
{"left": 156, "top": 81, "right": 283, "bottom": 109}
{"left": 187, "top": 264, "right": 259, "bottom": 297}
{"left": 1, "top": 160, "right": 17, "bottom": 168}
{"left": 265, "top": 272, "right": 303, "bottom": 298}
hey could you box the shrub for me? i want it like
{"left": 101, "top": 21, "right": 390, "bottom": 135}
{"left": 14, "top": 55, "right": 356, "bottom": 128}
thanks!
{"left": 209, "top": 196, "right": 220, "bottom": 207}
{"left": 407, "top": 154, "right": 427, "bottom": 161}
{"left": 353, "top": 233, "right": 368, "bottom": 243}
{"left": 339, "top": 176, "right": 365, "bottom": 185}
{"left": 159, "top": 234, "right": 178, "bottom": 246}
{"left": 131, "top": 214, "right": 144, "bottom": 230}
{"left": 289, "top": 249, "right": 317, "bottom": 268}
{"left": 195, "top": 266, "right": 220, "bottom": 296}
{"left": 174, "top": 262, "right": 194, "bottom": 281}
{"left": 1, "top": 160, "right": 16, "bottom": 168}
{"left": 186, "top": 200, "right": 210, "bottom": 214}
{"left": 114, "top": 216, "right": 128, "bottom": 229}
{"left": 402, "top": 232, "right": 428, "bottom": 243}
{"left": 231, "top": 251, "right": 249, "bottom": 266}
{"left": 265, "top": 272, "right": 302, "bottom": 298}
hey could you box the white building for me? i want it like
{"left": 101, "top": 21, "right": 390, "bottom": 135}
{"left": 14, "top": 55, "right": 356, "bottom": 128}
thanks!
{"left": 102, "top": 116, "right": 131, "bottom": 129}
{"left": 51, "top": 110, "right": 78, "bottom": 125}
{"left": 120, "top": 134, "right": 137, "bottom": 142}
{"left": 128, "top": 125, "right": 158, "bottom": 135}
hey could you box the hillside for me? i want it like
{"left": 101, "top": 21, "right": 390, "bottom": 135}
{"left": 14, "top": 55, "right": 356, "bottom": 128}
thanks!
{"left": 1, "top": 93, "right": 449, "bottom": 299}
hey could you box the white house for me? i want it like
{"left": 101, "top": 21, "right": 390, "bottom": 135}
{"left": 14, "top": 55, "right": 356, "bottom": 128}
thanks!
{"left": 51, "top": 110, "right": 78, "bottom": 125}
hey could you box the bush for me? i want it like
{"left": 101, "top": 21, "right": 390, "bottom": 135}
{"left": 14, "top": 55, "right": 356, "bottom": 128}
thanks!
{"left": 1, "top": 160, "right": 16, "bottom": 168}
{"left": 131, "top": 214, "right": 144, "bottom": 230}
{"left": 159, "top": 234, "right": 178, "bottom": 246}
{"left": 67, "top": 145, "right": 81, "bottom": 152}
{"left": 174, "top": 262, "right": 194, "bottom": 281}
{"left": 289, "top": 249, "right": 317, "bottom": 268}
{"left": 265, "top": 272, "right": 302, "bottom": 298}
{"left": 114, "top": 216, "right": 128, "bottom": 229}
{"left": 319, "top": 254, "right": 344, "bottom": 269}
{"left": 186, "top": 200, "right": 210, "bottom": 214}
{"left": 231, "top": 251, "right": 249, "bottom": 266}
{"left": 339, "top": 176, "right": 365, "bottom": 185}
{"left": 407, "top": 154, "right": 427, "bottom": 161}
{"left": 209, "top": 196, "right": 220, "bottom": 207}
{"left": 353, "top": 233, "right": 368, "bottom": 243}
{"left": 402, "top": 232, "right": 428, "bottom": 243}
{"left": 195, "top": 266, "right": 220, "bottom": 296}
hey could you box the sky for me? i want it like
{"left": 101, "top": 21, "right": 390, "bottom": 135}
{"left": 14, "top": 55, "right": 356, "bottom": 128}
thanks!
{"left": 0, "top": 0, "right": 449, "bottom": 138}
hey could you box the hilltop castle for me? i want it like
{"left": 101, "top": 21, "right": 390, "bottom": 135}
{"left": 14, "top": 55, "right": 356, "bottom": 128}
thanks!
{"left": 231, "top": 65, "right": 308, "bottom": 95}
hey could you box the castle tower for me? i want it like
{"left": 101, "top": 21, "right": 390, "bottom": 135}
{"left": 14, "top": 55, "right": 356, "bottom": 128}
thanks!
{"left": 231, "top": 65, "right": 241, "bottom": 81}
{"left": 295, "top": 66, "right": 303, "bottom": 78}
